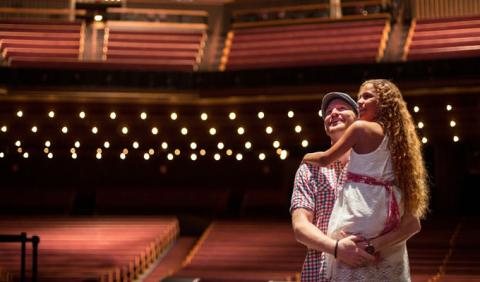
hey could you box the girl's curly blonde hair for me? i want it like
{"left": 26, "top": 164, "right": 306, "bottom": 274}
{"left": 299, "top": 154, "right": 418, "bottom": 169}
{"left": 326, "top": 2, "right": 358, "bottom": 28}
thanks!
{"left": 360, "top": 79, "right": 429, "bottom": 218}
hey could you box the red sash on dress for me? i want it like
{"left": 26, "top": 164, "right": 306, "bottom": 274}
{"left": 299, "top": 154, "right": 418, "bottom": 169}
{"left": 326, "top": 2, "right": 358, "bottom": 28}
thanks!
{"left": 346, "top": 171, "right": 401, "bottom": 235}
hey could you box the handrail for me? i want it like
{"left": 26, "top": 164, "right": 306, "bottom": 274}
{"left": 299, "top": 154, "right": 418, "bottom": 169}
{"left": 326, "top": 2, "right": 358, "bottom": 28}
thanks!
{"left": 106, "top": 7, "right": 208, "bottom": 17}
{"left": 0, "top": 233, "right": 40, "bottom": 282}
{"left": 233, "top": 0, "right": 386, "bottom": 17}
{"left": 0, "top": 7, "right": 86, "bottom": 17}
{"left": 232, "top": 13, "right": 391, "bottom": 29}
{"left": 232, "top": 3, "right": 330, "bottom": 17}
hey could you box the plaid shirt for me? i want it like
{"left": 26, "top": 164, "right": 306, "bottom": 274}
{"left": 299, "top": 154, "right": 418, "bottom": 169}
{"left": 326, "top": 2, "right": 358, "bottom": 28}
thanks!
{"left": 290, "top": 161, "right": 346, "bottom": 282}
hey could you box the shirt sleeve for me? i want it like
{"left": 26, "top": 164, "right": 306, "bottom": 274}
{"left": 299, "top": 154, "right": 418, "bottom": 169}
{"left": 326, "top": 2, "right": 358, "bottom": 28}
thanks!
{"left": 290, "top": 163, "right": 316, "bottom": 214}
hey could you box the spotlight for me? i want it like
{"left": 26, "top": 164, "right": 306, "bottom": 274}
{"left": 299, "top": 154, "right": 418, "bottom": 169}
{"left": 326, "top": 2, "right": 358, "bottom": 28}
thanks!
{"left": 295, "top": 125, "right": 302, "bottom": 133}
{"left": 237, "top": 127, "right": 245, "bottom": 135}
{"left": 61, "top": 126, "right": 68, "bottom": 134}
{"left": 48, "top": 111, "right": 55, "bottom": 118}
{"left": 229, "top": 112, "right": 236, "bottom": 120}
{"left": 104, "top": 141, "right": 110, "bottom": 148}
{"left": 421, "top": 137, "right": 428, "bottom": 144}
{"left": 259, "top": 153, "right": 266, "bottom": 160}
{"left": 31, "top": 126, "right": 38, "bottom": 133}
{"left": 190, "top": 153, "right": 197, "bottom": 161}
{"left": 151, "top": 127, "right": 159, "bottom": 135}
{"left": 190, "top": 142, "right": 197, "bottom": 150}
{"left": 217, "top": 142, "right": 224, "bottom": 150}
{"left": 121, "top": 127, "right": 128, "bottom": 134}
{"left": 17, "top": 110, "right": 23, "bottom": 118}
{"left": 167, "top": 153, "right": 174, "bottom": 160}
{"left": 1, "top": 126, "right": 6, "bottom": 132}
{"left": 446, "top": 105, "right": 453, "bottom": 111}
{"left": 273, "top": 141, "right": 280, "bottom": 148}
{"left": 214, "top": 153, "right": 221, "bottom": 160}
{"left": 132, "top": 141, "right": 139, "bottom": 149}
{"left": 245, "top": 141, "right": 252, "bottom": 149}
{"left": 209, "top": 128, "right": 216, "bottom": 135}
{"left": 110, "top": 112, "right": 116, "bottom": 120}
{"left": 301, "top": 140, "right": 309, "bottom": 147}
{"left": 181, "top": 127, "right": 188, "bottom": 135}
{"left": 287, "top": 111, "right": 294, "bottom": 118}
{"left": 140, "top": 112, "right": 147, "bottom": 120}
{"left": 45, "top": 141, "right": 51, "bottom": 147}
{"left": 257, "top": 112, "right": 265, "bottom": 119}
{"left": 161, "top": 142, "right": 168, "bottom": 150}
{"left": 143, "top": 153, "right": 150, "bottom": 160}
{"left": 236, "top": 153, "right": 243, "bottom": 161}
{"left": 450, "top": 120, "right": 456, "bottom": 127}
{"left": 170, "top": 112, "right": 178, "bottom": 120}
{"left": 417, "top": 122, "right": 424, "bottom": 129}
{"left": 79, "top": 111, "right": 86, "bottom": 119}
{"left": 92, "top": 126, "right": 98, "bottom": 134}
{"left": 266, "top": 126, "right": 273, "bottom": 134}
{"left": 453, "top": 135, "right": 459, "bottom": 142}
{"left": 201, "top": 113, "right": 208, "bottom": 121}
{"left": 413, "top": 106, "right": 420, "bottom": 113}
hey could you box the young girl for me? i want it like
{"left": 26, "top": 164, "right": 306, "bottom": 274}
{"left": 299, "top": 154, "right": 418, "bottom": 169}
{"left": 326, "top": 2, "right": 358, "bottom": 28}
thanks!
{"left": 304, "top": 79, "right": 429, "bottom": 281}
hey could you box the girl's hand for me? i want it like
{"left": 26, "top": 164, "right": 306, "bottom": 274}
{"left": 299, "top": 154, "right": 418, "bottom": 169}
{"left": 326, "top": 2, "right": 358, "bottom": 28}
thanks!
{"left": 303, "top": 152, "right": 323, "bottom": 165}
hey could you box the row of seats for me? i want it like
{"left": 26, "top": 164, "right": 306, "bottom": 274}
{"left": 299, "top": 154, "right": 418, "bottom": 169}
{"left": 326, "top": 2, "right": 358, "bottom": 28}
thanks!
{"left": 171, "top": 221, "right": 305, "bottom": 281}
{"left": 2, "top": 19, "right": 206, "bottom": 71}
{"left": 0, "top": 217, "right": 179, "bottom": 282}
{"left": 221, "top": 15, "right": 391, "bottom": 70}
{"left": 0, "top": 216, "right": 479, "bottom": 282}
{"left": 407, "top": 217, "right": 480, "bottom": 282}
{"left": 404, "top": 15, "right": 480, "bottom": 61}
{"left": 0, "top": 20, "right": 84, "bottom": 63}
{"left": 103, "top": 22, "right": 206, "bottom": 71}
{"left": 3, "top": 15, "right": 480, "bottom": 71}
{"left": 165, "top": 218, "right": 480, "bottom": 282}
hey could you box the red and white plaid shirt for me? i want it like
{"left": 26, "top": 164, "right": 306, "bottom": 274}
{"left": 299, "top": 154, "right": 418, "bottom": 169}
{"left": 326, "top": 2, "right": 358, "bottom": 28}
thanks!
{"left": 290, "top": 161, "right": 346, "bottom": 282}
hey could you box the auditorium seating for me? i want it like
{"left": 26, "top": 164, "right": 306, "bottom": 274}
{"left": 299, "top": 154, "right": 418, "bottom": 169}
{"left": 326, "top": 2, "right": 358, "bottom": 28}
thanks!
{"left": 409, "top": 217, "right": 480, "bottom": 282}
{"left": 169, "top": 221, "right": 304, "bottom": 281}
{"left": 403, "top": 15, "right": 480, "bottom": 61}
{"left": 0, "top": 217, "right": 178, "bottom": 282}
{"left": 103, "top": 21, "right": 207, "bottom": 71}
{"left": 221, "top": 15, "right": 391, "bottom": 70}
{"left": 0, "top": 19, "right": 84, "bottom": 64}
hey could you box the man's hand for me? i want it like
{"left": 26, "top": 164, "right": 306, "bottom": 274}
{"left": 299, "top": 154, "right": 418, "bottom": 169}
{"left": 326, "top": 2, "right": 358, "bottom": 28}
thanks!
{"left": 336, "top": 235, "right": 376, "bottom": 267}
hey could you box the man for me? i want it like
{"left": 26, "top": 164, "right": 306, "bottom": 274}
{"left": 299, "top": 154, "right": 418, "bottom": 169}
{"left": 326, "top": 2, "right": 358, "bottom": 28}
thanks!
{"left": 291, "top": 92, "right": 421, "bottom": 281}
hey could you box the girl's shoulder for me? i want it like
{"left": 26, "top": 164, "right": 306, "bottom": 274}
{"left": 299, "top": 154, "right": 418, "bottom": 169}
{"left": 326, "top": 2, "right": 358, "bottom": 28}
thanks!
{"left": 351, "top": 120, "right": 384, "bottom": 135}
{"left": 351, "top": 120, "right": 385, "bottom": 140}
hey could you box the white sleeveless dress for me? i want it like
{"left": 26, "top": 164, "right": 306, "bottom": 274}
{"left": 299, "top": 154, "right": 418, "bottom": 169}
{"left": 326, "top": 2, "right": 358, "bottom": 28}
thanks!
{"left": 326, "top": 135, "right": 411, "bottom": 282}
